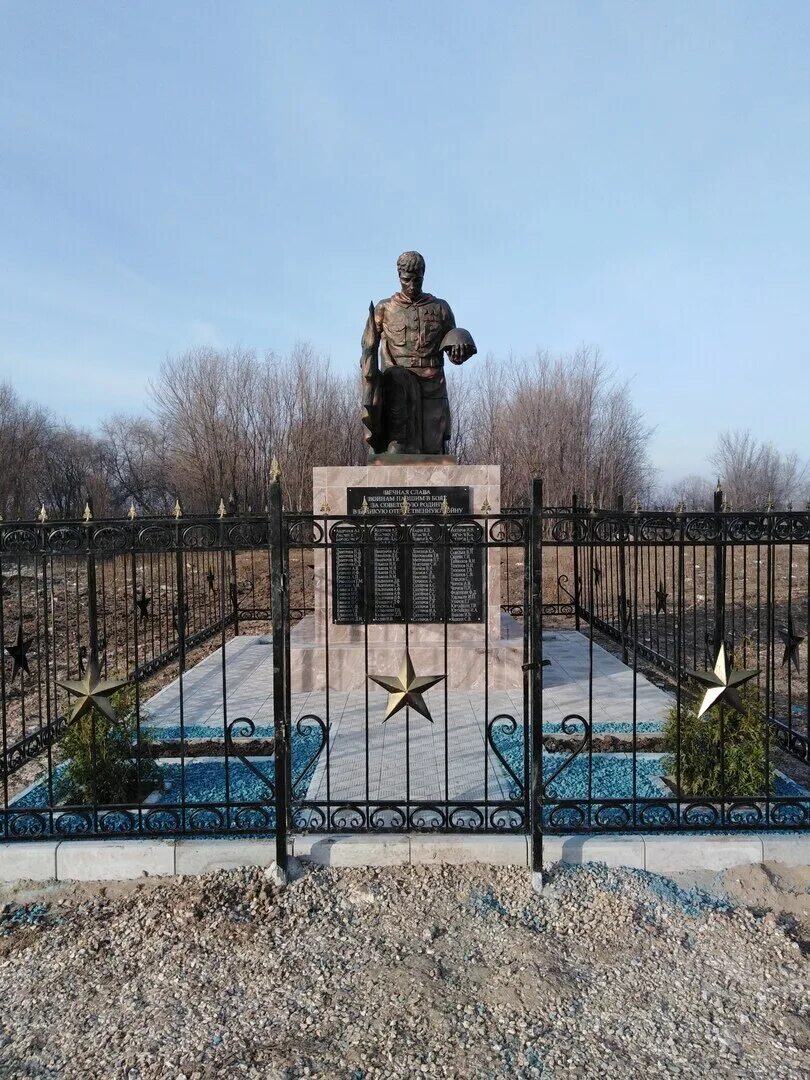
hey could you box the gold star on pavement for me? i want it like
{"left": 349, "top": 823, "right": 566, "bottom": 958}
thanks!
{"left": 686, "top": 644, "right": 759, "bottom": 719}
{"left": 368, "top": 650, "right": 445, "bottom": 724}
{"left": 57, "top": 659, "right": 129, "bottom": 724}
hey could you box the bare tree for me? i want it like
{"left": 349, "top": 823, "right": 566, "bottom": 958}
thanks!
{"left": 149, "top": 344, "right": 364, "bottom": 513}
{"left": 663, "top": 474, "right": 715, "bottom": 510}
{"left": 0, "top": 383, "right": 52, "bottom": 518}
{"left": 102, "top": 415, "right": 173, "bottom": 514}
{"left": 457, "top": 347, "right": 653, "bottom": 508}
{"left": 0, "top": 342, "right": 657, "bottom": 518}
{"left": 38, "top": 426, "right": 112, "bottom": 518}
{"left": 711, "top": 429, "right": 808, "bottom": 508}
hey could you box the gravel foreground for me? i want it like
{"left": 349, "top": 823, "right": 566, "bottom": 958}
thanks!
{"left": 0, "top": 861, "right": 807, "bottom": 1080}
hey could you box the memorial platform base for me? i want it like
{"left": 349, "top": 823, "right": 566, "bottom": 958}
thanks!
{"left": 297, "top": 462, "right": 519, "bottom": 691}
{"left": 288, "top": 613, "right": 524, "bottom": 692}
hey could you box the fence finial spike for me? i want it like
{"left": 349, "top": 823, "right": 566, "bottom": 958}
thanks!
{"left": 401, "top": 494, "right": 410, "bottom": 515}
{"left": 632, "top": 494, "right": 640, "bottom": 513}
{"left": 38, "top": 503, "right": 48, "bottom": 524}
{"left": 589, "top": 492, "right": 597, "bottom": 515}
{"left": 173, "top": 497, "right": 183, "bottom": 520}
{"left": 127, "top": 502, "right": 137, "bottom": 521}
{"left": 270, "top": 456, "right": 281, "bottom": 483}
{"left": 440, "top": 495, "right": 450, "bottom": 516}
{"left": 217, "top": 497, "right": 227, "bottom": 519}
{"left": 82, "top": 499, "right": 93, "bottom": 523}
{"left": 766, "top": 492, "right": 774, "bottom": 511}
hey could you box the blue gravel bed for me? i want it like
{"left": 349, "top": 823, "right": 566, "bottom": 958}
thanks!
{"left": 492, "top": 724, "right": 810, "bottom": 798}
{"left": 543, "top": 719, "right": 664, "bottom": 735}
{"left": 9, "top": 726, "right": 324, "bottom": 835}
{"left": 146, "top": 723, "right": 277, "bottom": 741}
{"left": 491, "top": 723, "right": 810, "bottom": 828}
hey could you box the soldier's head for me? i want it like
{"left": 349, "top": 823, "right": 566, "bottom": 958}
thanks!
{"left": 396, "top": 251, "right": 425, "bottom": 300}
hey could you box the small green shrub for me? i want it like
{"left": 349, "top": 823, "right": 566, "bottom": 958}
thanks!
{"left": 662, "top": 682, "right": 773, "bottom": 798}
{"left": 55, "top": 685, "right": 161, "bottom": 805}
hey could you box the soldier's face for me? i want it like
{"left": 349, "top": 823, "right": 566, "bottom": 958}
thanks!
{"left": 398, "top": 268, "right": 423, "bottom": 300}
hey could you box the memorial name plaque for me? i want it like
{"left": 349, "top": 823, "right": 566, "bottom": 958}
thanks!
{"left": 332, "top": 487, "right": 484, "bottom": 624}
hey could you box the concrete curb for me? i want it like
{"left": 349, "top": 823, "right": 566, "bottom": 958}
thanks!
{"left": 1, "top": 832, "right": 808, "bottom": 882}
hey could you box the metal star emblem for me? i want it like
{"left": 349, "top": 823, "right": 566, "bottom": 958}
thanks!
{"left": 778, "top": 617, "right": 805, "bottom": 673}
{"left": 655, "top": 581, "right": 667, "bottom": 615}
{"left": 620, "top": 597, "right": 632, "bottom": 630}
{"left": 136, "top": 587, "right": 151, "bottom": 622}
{"left": 686, "top": 644, "right": 759, "bottom": 719}
{"left": 57, "top": 659, "right": 129, "bottom": 724}
{"left": 368, "top": 650, "right": 445, "bottom": 724}
{"left": 5, "top": 622, "right": 33, "bottom": 681}
{"left": 172, "top": 603, "right": 189, "bottom": 634}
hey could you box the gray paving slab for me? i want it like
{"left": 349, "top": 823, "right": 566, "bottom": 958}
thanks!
{"left": 141, "top": 629, "right": 675, "bottom": 800}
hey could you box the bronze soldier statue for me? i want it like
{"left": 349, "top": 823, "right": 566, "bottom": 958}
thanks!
{"left": 361, "top": 251, "right": 476, "bottom": 456}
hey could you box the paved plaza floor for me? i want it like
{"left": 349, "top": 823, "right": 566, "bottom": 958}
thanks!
{"left": 142, "top": 629, "right": 675, "bottom": 805}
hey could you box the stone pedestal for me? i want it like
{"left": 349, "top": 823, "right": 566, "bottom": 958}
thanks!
{"left": 288, "top": 463, "right": 524, "bottom": 692}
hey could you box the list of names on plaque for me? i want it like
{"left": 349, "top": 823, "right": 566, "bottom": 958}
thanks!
{"left": 332, "top": 487, "right": 485, "bottom": 624}
{"left": 371, "top": 544, "right": 403, "bottom": 622}
{"left": 332, "top": 524, "right": 364, "bottom": 623}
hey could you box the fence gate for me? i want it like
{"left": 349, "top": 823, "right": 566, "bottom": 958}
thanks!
{"left": 274, "top": 480, "right": 536, "bottom": 864}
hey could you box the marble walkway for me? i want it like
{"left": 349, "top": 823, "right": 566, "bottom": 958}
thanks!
{"left": 142, "top": 629, "right": 675, "bottom": 805}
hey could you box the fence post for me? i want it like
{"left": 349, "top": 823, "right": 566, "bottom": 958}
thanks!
{"left": 712, "top": 484, "right": 726, "bottom": 657}
{"left": 82, "top": 498, "right": 100, "bottom": 669}
{"left": 617, "top": 493, "right": 629, "bottom": 665}
{"left": 229, "top": 551, "right": 240, "bottom": 636}
{"left": 81, "top": 497, "right": 101, "bottom": 824}
{"left": 572, "top": 491, "right": 581, "bottom": 631}
{"left": 269, "top": 473, "right": 290, "bottom": 880}
{"left": 174, "top": 518, "right": 186, "bottom": 676}
{"left": 530, "top": 477, "right": 544, "bottom": 891}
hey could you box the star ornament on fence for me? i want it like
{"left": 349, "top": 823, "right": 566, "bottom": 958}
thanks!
{"left": 136, "top": 587, "right": 152, "bottom": 622}
{"left": 368, "top": 650, "right": 445, "bottom": 724}
{"left": 57, "top": 659, "right": 129, "bottom": 724}
{"left": 5, "top": 622, "right": 33, "bottom": 681}
{"left": 686, "top": 644, "right": 759, "bottom": 719}
{"left": 655, "top": 581, "right": 667, "bottom": 615}
{"left": 779, "top": 617, "right": 804, "bottom": 673}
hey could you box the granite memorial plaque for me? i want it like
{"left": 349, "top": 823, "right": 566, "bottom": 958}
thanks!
{"left": 333, "top": 487, "right": 484, "bottom": 624}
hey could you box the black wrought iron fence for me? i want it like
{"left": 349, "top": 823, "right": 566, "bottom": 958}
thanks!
{"left": 569, "top": 492, "right": 809, "bottom": 765}
{"left": 1, "top": 480, "right": 807, "bottom": 884}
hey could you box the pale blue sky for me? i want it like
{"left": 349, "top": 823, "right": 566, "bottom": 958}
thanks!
{"left": 1, "top": 2, "right": 808, "bottom": 484}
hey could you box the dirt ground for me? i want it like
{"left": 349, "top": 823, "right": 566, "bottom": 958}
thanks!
{"left": 0, "top": 859, "right": 807, "bottom": 1080}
